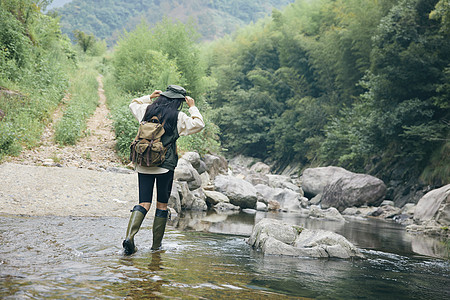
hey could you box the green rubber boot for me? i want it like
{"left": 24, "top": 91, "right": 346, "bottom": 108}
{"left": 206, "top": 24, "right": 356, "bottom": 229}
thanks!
{"left": 123, "top": 205, "right": 147, "bottom": 255}
{"left": 151, "top": 209, "right": 170, "bottom": 251}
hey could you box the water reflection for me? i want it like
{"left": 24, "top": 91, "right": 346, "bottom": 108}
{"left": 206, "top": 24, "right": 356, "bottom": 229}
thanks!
{"left": 172, "top": 210, "right": 449, "bottom": 259}
{"left": 0, "top": 214, "right": 448, "bottom": 299}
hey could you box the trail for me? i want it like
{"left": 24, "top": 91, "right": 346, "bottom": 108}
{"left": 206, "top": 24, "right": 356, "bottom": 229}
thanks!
{"left": 0, "top": 75, "right": 136, "bottom": 217}
{"left": 7, "top": 75, "right": 124, "bottom": 171}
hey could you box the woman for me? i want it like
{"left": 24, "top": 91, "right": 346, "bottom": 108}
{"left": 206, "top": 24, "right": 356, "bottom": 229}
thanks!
{"left": 123, "top": 85, "right": 205, "bottom": 255}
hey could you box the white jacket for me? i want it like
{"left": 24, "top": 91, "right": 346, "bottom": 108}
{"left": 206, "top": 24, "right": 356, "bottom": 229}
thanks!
{"left": 129, "top": 95, "right": 205, "bottom": 174}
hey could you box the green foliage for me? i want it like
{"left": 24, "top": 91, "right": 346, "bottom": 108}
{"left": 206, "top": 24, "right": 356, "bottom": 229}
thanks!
{"left": 73, "top": 30, "right": 95, "bottom": 52}
{"left": 0, "top": 0, "right": 74, "bottom": 160}
{"left": 112, "top": 21, "right": 183, "bottom": 94}
{"left": 54, "top": 58, "right": 99, "bottom": 145}
{"left": 152, "top": 17, "right": 203, "bottom": 99}
{"left": 205, "top": 0, "right": 449, "bottom": 194}
{"left": 105, "top": 17, "right": 221, "bottom": 161}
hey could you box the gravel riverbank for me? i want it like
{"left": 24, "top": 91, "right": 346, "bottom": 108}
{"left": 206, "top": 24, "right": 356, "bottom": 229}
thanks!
{"left": 0, "top": 163, "right": 139, "bottom": 217}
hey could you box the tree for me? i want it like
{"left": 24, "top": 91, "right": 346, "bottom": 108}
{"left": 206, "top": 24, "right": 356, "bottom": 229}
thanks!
{"left": 73, "top": 30, "right": 95, "bottom": 53}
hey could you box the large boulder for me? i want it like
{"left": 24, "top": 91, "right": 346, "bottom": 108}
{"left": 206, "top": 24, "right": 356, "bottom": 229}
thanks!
{"left": 174, "top": 158, "right": 202, "bottom": 190}
{"left": 181, "top": 152, "right": 201, "bottom": 172}
{"left": 406, "top": 184, "right": 450, "bottom": 236}
{"left": 177, "top": 182, "right": 207, "bottom": 210}
{"left": 247, "top": 219, "right": 363, "bottom": 259}
{"left": 191, "top": 188, "right": 208, "bottom": 211}
{"left": 255, "top": 184, "right": 302, "bottom": 211}
{"left": 177, "top": 181, "right": 194, "bottom": 209}
{"left": 255, "top": 184, "right": 274, "bottom": 204}
{"left": 204, "top": 190, "right": 230, "bottom": 206}
{"left": 214, "top": 175, "right": 257, "bottom": 209}
{"left": 413, "top": 184, "right": 450, "bottom": 225}
{"left": 203, "top": 154, "right": 228, "bottom": 180}
{"left": 321, "top": 173, "right": 387, "bottom": 212}
{"left": 272, "top": 188, "right": 302, "bottom": 212}
{"left": 250, "top": 162, "right": 271, "bottom": 174}
{"left": 245, "top": 172, "right": 270, "bottom": 186}
{"left": 301, "top": 166, "right": 353, "bottom": 197}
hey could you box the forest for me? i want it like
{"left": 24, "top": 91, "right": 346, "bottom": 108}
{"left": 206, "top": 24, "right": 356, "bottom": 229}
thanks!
{"left": 1, "top": 0, "right": 449, "bottom": 205}
{"left": 53, "top": 0, "right": 295, "bottom": 44}
{"left": 204, "top": 0, "right": 450, "bottom": 204}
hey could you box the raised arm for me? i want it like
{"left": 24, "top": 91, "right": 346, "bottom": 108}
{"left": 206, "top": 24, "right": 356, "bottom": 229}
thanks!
{"left": 178, "top": 96, "right": 205, "bottom": 136}
{"left": 129, "top": 90, "right": 162, "bottom": 122}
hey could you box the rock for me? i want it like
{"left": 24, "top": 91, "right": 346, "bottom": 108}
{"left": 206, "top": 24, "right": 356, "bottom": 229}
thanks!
{"left": 214, "top": 175, "right": 257, "bottom": 209}
{"left": 308, "top": 206, "right": 345, "bottom": 222}
{"left": 106, "top": 167, "right": 134, "bottom": 174}
{"left": 191, "top": 198, "right": 208, "bottom": 211}
{"left": 381, "top": 200, "right": 395, "bottom": 206}
{"left": 177, "top": 181, "right": 195, "bottom": 209}
{"left": 242, "top": 208, "right": 257, "bottom": 214}
{"left": 174, "top": 158, "right": 202, "bottom": 190}
{"left": 245, "top": 173, "right": 270, "bottom": 186}
{"left": 321, "top": 173, "right": 387, "bottom": 212}
{"left": 249, "top": 162, "right": 271, "bottom": 174}
{"left": 256, "top": 201, "right": 267, "bottom": 211}
{"left": 197, "top": 160, "right": 207, "bottom": 175}
{"left": 406, "top": 220, "right": 449, "bottom": 236}
{"left": 203, "top": 154, "right": 228, "bottom": 180}
{"left": 228, "top": 155, "right": 258, "bottom": 171}
{"left": 200, "top": 171, "right": 211, "bottom": 188}
{"left": 272, "top": 188, "right": 302, "bottom": 212}
{"left": 204, "top": 190, "right": 230, "bottom": 206}
{"left": 393, "top": 214, "right": 413, "bottom": 225}
{"left": 168, "top": 182, "right": 181, "bottom": 213}
{"left": 182, "top": 152, "right": 201, "bottom": 171}
{"left": 255, "top": 184, "right": 274, "bottom": 204}
{"left": 255, "top": 184, "right": 302, "bottom": 212}
{"left": 301, "top": 166, "right": 353, "bottom": 197}
{"left": 42, "top": 158, "right": 54, "bottom": 166}
{"left": 214, "top": 202, "right": 240, "bottom": 211}
{"left": 310, "top": 193, "right": 322, "bottom": 205}
{"left": 370, "top": 205, "right": 401, "bottom": 219}
{"left": 190, "top": 188, "right": 207, "bottom": 211}
{"left": 402, "top": 203, "right": 416, "bottom": 215}
{"left": 342, "top": 207, "right": 361, "bottom": 216}
{"left": 247, "top": 219, "right": 363, "bottom": 259}
{"left": 267, "top": 174, "right": 302, "bottom": 194}
{"left": 413, "top": 184, "right": 450, "bottom": 226}
{"left": 267, "top": 200, "right": 281, "bottom": 211}
{"left": 300, "top": 197, "right": 309, "bottom": 209}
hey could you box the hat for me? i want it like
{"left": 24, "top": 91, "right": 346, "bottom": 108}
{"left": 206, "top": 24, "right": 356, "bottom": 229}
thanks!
{"left": 161, "top": 85, "right": 186, "bottom": 99}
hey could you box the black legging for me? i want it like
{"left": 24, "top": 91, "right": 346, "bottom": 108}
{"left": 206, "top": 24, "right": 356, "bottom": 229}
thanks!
{"left": 138, "top": 171, "right": 174, "bottom": 204}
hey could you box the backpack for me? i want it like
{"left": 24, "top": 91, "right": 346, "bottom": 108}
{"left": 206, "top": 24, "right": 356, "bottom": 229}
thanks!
{"left": 129, "top": 116, "right": 168, "bottom": 167}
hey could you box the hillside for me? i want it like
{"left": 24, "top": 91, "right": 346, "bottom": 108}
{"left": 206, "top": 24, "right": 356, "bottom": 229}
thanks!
{"left": 53, "top": 0, "right": 295, "bottom": 44}
{"left": 46, "top": 0, "right": 73, "bottom": 10}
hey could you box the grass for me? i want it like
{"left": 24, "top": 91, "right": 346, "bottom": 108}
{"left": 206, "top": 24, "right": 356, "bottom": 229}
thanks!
{"left": 54, "top": 57, "right": 100, "bottom": 145}
{"left": 0, "top": 57, "right": 70, "bottom": 160}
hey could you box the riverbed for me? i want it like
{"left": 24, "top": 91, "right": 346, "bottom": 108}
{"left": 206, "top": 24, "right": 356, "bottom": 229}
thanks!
{"left": 0, "top": 211, "right": 448, "bottom": 299}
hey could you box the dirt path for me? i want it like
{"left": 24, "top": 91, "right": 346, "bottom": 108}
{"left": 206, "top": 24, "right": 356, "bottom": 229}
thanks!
{"left": 0, "top": 75, "right": 138, "bottom": 217}
{"left": 7, "top": 75, "right": 125, "bottom": 171}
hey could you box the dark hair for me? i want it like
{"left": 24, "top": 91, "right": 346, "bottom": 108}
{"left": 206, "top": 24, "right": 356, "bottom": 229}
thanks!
{"left": 142, "top": 95, "right": 183, "bottom": 132}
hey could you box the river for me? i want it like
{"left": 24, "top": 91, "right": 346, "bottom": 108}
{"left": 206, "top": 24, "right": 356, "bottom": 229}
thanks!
{"left": 0, "top": 211, "right": 448, "bottom": 299}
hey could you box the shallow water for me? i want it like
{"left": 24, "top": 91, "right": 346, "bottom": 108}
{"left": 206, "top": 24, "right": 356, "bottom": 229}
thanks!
{"left": 0, "top": 212, "right": 448, "bottom": 299}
